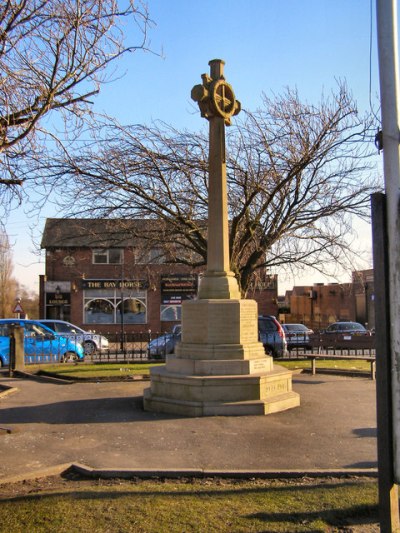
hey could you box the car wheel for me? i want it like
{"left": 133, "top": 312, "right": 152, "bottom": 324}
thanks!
{"left": 83, "top": 340, "right": 96, "bottom": 355}
{"left": 61, "top": 351, "right": 78, "bottom": 363}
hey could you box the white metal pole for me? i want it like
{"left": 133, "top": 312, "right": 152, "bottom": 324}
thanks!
{"left": 376, "top": 0, "right": 400, "bottom": 479}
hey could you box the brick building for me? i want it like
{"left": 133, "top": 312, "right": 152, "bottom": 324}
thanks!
{"left": 351, "top": 269, "right": 375, "bottom": 329}
{"left": 279, "top": 272, "right": 375, "bottom": 331}
{"left": 39, "top": 218, "right": 278, "bottom": 335}
{"left": 281, "top": 282, "right": 355, "bottom": 330}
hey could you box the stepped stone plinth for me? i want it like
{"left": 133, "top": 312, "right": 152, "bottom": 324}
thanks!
{"left": 143, "top": 298, "right": 299, "bottom": 416}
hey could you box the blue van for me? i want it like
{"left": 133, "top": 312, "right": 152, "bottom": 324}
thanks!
{"left": 0, "top": 319, "right": 85, "bottom": 367}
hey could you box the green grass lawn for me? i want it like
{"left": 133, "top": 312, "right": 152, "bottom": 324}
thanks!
{"left": 26, "top": 358, "right": 374, "bottom": 380}
{"left": 279, "top": 358, "right": 374, "bottom": 372}
{"left": 29, "top": 362, "right": 163, "bottom": 379}
{"left": 0, "top": 476, "right": 379, "bottom": 532}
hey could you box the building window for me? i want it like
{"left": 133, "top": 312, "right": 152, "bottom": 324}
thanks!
{"left": 149, "top": 248, "right": 165, "bottom": 264}
{"left": 135, "top": 248, "right": 165, "bottom": 264}
{"left": 92, "top": 249, "right": 123, "bottom": 264}
{"left": 161, "top": 305, "right": 182, "bottom": 322}
{"left": 117, "top": 298, "right": 146, "bottom": 324}
{"left": 84, "top": 289, "right": 146, "bottom": 324}
{"left": 85, "top": 298, "right": 114, "bottom": 324}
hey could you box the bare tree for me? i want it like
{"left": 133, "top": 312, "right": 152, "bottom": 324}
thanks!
{"left": 38, "top": 84, "right": 378, "bottom": 295}
{"left": 0, "top": 0, "right": 151, "bottom": 206}
{"left": 0, "top": 231, "right": 17, "bottom": 317}
{"left": 15, "top": 284, "right": 39, "bottom": 319}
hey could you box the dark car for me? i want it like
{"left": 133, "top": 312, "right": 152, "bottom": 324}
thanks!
{"left": 324, "top": 321, "right": 370, "bottom": 335}
{"left": 282, "top": 323, "right": 314, "bottom": 351}
{"left": 148, "top": 319, "right": 288, "bottom": 359}
{"left": 147, "top": 325, "right": 182, "bottom": 358}
{"left": 258, "top": 315, "right": 288, "bottom": 358}
{"left": 314, "top": 321, "right": 373, "bottom": 350}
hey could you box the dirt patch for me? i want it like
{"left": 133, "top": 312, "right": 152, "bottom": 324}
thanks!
{"left": 0, "top": 471, "right": 374, "bottom": 497}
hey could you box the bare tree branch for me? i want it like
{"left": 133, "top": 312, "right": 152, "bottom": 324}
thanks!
{"left": 34, "top": 83, "right": 379, "bottom": 294}
{"left": 0, "top": 0, "right": 152, "bottom": 200}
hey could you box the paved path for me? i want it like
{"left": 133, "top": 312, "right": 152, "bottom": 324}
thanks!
{"left": 0, "top": 372, "right": 377, "bottom": 480}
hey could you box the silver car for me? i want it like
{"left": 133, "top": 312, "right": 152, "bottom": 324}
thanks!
{"left": 38, "top": 320, "right": 109, "bottom": 355}
{"left": 282, "top": 323, "right": 314, "bottom": 351}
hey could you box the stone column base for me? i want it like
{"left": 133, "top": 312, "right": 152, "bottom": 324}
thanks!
{"left": 143, "top": 364, "right": 300, "bottom": 416}
{"left": 143, "top": 297, "right": 300, "bottom": 417}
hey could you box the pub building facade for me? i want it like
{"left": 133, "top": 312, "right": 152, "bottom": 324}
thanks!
{"left": 39, "top": 218, "right": 278, "bottom": 336}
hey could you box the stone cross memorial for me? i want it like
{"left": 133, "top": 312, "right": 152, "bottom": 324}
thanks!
{"left": 144, "top": 60, "right": 300, "bottom": 416}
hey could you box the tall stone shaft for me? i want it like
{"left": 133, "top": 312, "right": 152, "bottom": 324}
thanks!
{"left": 191, "top": 59, "right": 241, "bottom": 300}
{"left": 207, "top": 115, "right": 229, "bottom": 273}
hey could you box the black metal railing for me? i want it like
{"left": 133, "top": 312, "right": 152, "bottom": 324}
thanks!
{"left": 286, "top": 333, "right": 376, "bottom": 358}
{"left": 84, "top": 331, "right": 164, "bottom": 363}
{"left": 4, "top": 330, "right": 377, "bottom": 366}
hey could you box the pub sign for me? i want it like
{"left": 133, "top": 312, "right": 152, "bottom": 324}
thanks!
{"left": 161, "top": 275, "right": 198, "bottom": 305}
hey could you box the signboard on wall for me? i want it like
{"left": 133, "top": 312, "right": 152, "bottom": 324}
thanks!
{"left": 161, "top": 275, "right": 198, "bottom": 305}
{"left": 81, "top": 279, "right": 149, "bottom": 291}
{"left": 46, "top": 292, "right": 71, "bottom": 306}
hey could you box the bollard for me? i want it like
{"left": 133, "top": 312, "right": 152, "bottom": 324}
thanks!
{"left": 9, "top": 325, "right": 25, "bottom": 376}
{"left": 8, "top": 333, "right": 15, "bottom": 377}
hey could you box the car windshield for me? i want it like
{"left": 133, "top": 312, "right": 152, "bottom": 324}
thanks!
{"left": 258, "top": 319, "right": 277, "bottom": 333}
{"left": 285, "top": 324, "right": 308, "bottom": 332}
{"left": 52, "top": 322, "right": 83, "bottom": 334}
{"left": 329, "top": 323, "right": 365, "bottom": 332}
{"left": 25, "top": 323, "right": 51, "bottom": 337}
{"left": 152, "top": 334, "right": 171, "bottom": 343}
{"left": 0, "top": 323, "right": 16, "bottom": 336}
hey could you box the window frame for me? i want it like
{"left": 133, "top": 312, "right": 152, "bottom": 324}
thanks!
{"left": 92, "top": 248, "right": 123, "bottom": 265}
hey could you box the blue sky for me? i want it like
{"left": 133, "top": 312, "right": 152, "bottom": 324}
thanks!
{"left": 96, "top": 0, "right": 378, "bottom": 127}
{"left": 6, "top": 0, "right": 385, "bottom": 294}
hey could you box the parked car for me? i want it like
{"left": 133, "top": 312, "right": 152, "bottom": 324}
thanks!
{"left": 324, "top": 321, "right": 370, "bottom": 335}
{"left": 0, "top": 319, "right": 85, "bottom": 367}
{"left": 149, "top": 321, "right": 288, "bottom": 359}
{"left": 313, "top": 321, "right": 373, "bottom": 350}
{"left": 147, "top": 325, "right": 181, "bottom": 358}
{"left": 258, "top": 315, "right": 288, "bottom": 358}
{"left": 282, "top": 323, "right": 314, "bottom": 351}
{"left": 38, "top": 320, "right": 109, "bottom": 355}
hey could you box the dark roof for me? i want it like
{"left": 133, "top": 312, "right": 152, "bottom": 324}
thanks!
{"left": 41, "top": 218, "right": 155, "bottom": 248}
